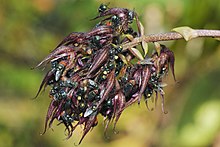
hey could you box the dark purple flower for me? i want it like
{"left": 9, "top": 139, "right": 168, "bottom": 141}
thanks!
{"left": 35, "top": 4, "right": 176, "bottom": 144}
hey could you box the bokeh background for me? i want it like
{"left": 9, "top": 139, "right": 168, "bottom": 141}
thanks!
{"left": 1, "top": 0, "right": 220, "bottom": 147}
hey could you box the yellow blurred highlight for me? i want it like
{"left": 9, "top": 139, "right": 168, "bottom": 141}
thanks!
{"left": 32, "top": 0, "right": 55, "bottom": 13}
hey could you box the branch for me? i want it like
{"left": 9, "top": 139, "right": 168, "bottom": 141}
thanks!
{"left": 122, "top": 29, "right": 220, "bottom": 50}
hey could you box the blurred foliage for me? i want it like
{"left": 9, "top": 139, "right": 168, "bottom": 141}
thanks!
{"left": 0, "top": 0, "right": 220, "bottom": 147}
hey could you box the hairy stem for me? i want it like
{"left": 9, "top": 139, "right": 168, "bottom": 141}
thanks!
{"left": 122, "top": 29, "right": 220, "bottom": 50}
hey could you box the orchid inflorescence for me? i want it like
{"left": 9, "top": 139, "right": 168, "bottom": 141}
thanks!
{"left": 35, "top": 4, "right": 176, "bottom": 144}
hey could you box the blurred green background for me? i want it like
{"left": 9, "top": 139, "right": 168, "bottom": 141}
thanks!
{"left": 0, "top": 0, "right": 220, "bottom": 146}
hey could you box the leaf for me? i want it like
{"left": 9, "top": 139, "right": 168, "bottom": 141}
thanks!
{"left": 138, "top": 21, "right": 149, "bottom": 57}
{"left": 129, "top": 47, "right": 144, "bottom": 60}
{"left": 124, "top": 34, "right": 134, "bottom": 41}
{"left": 154, "top": 42, "right": 161, "bottom": 55}
{"left": 139, "top": 21, "right": 145, "bottom": 36}
{"left": 142, "top": 41, "right": 148, "bottom": 57}
{"left": 172, "top": 26, "right": 198, "bottom": 41}
{"left": 118, "top": 53, "right": 128, "bottom": 65}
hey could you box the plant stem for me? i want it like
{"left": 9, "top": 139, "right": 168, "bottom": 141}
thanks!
{"left": 122, "top": 29, "right": 220, "bottom": 50}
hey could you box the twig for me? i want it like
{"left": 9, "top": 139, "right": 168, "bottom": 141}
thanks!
{"left": 122, "top": 29, "right": 220, "bottom": 50}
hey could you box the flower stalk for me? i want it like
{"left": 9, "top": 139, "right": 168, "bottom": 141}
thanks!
{"left": 123, "top": 29, "right": 220, "bottom": 50}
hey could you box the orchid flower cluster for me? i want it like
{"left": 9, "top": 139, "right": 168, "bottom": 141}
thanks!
{"left": 35, "top": 4, "right": 175, "bottom": 144}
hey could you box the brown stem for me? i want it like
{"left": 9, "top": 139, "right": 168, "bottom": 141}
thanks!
{"left": 122, "top": 29, "right": 220, "bottom": 50}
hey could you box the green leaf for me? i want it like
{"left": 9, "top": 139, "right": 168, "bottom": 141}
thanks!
{"left": 172, "top": 26, "right": 198, "bottom": 41}
{"left": 139, "top": 21, "right": 145, "bottom": 36}
{"left": 118, "top": 53, "right": 128, "bottom": 65}
{"left": 138, "top": 21, "right": 149, "bottom": 57}
{"left": 129, "top": 47, "right": 144, "bottom": 60}
{"left": 142, "top": 41, "right": 148, "bottom": 57}
{"left": 124, "top": 34, "right": 134, "bottom": 41}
